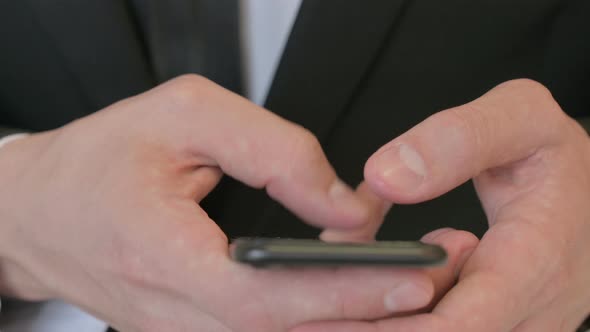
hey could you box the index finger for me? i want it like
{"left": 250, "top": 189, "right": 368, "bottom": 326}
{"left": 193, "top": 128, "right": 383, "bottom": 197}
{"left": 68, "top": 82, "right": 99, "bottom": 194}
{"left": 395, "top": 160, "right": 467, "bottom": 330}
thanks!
{"left": 289, "top": 229, "right": 483, "bottom": 332}
{"left": 144, "top": 75, "right": 368, "bottom": 229}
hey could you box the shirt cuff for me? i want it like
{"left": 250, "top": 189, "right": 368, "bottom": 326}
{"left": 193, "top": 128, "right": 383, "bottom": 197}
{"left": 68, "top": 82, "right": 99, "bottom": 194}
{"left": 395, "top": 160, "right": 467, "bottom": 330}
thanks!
{"left": 0, "top": 133, "right": 29, "bottom": 149}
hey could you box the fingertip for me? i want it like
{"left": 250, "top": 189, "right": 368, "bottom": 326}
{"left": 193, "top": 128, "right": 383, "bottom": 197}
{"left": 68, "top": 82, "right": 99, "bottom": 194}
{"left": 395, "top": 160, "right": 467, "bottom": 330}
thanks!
{"left": 327, "top": 179, "right": 371, "bottom": 226}
{"left": 421, "top": 228, "right": 479, "bottom": 250}
{"left": 266, "top": 177, "right": 369, "bottom": 230}
{"left": 421, "top": 228, "right": 479, "bottom": 281}
{"left": 319, "top": 229, "right": 375, "bottom": 243}
{"left": 320, "top": 181, "right": 394, "bottom": 242}
{"left": 364, "top": 143, "right": 428, "bottom": 204}
{"left": 384, "top": 276, "right": 434, "bottom": 313}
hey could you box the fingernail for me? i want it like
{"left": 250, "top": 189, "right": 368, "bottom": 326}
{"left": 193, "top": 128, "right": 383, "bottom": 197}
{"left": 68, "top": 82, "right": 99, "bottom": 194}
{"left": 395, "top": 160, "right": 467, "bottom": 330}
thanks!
{"left": 375, "top": 143, "right": 426, "bottom": 191}
{"left": 384, "top": 281, "right": 431, "bottom": 312}
{"left": 329, "top": 180, "right": 368, "bottom": 224}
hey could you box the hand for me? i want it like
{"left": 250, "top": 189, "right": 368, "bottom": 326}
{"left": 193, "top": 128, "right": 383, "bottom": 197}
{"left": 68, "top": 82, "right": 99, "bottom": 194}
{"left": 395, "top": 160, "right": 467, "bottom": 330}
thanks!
{"left": 294, "top": 79, "right": 590, "bottom": 331}
{"left": 0, "top": 75, "right": 473, "bottom": 331}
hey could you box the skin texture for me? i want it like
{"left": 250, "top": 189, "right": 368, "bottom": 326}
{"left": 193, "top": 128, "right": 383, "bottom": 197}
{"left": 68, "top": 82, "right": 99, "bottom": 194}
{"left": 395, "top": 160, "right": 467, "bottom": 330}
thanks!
{"left": 0, "top": 75, "right": 474, "bottom": 332}
{"left": 295, "top": 79, "right": 590, "bottom": 332}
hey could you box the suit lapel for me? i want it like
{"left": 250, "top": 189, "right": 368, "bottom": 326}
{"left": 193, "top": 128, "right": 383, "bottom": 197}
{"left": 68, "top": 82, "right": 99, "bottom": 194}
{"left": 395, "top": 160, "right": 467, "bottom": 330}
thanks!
{"left": 25, "top": 0, "right": 154, "bottom": 112}
{"left": 265, "top": 0, "right": 412, "bottom": 142}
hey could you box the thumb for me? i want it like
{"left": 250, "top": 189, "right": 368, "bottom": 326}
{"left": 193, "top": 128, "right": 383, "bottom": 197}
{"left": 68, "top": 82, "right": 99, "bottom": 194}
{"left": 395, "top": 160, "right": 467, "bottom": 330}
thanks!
{"left": 363, "top": 79, "right": 566, "bottom": 205}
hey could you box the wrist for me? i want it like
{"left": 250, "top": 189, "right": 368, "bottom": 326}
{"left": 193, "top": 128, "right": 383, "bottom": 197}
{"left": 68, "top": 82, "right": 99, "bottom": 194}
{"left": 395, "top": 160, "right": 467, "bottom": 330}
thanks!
{"left": 0, "top": 131, "right": 58, "bottom": 300}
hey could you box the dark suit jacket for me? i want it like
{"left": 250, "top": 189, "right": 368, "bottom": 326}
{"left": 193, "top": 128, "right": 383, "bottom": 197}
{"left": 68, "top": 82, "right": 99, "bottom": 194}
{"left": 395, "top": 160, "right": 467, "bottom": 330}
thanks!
{"left": 1, "top": 0, "right": 589, "bottom": 242}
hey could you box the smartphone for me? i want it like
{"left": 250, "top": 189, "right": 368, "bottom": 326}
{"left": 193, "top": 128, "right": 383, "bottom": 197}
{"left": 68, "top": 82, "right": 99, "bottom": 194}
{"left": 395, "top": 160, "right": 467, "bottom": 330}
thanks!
{"left": 231, "top": 238, "right": 446, "bottom": 268}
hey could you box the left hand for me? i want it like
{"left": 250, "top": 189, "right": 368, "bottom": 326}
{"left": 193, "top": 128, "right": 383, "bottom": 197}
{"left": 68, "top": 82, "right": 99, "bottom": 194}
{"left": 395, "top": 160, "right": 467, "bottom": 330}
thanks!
{"left": 294, "top": 79, "right": 590, "bottom": 331}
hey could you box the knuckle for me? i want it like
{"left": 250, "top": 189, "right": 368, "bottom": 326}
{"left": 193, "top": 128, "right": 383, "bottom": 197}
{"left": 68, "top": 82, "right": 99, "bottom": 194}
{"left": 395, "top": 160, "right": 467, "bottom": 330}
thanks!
{"left": 110, "top": 246, "right": 158, "bottom": 289}
{"left": 288, "top": 127, "right": 324, "bottom": 164}
{"left": 498, "top": 79, "right": 567, "bottom": 122}
{"left": 438, "top": 106, "right": 488, "bottom": 171}
{"left": 163, "top": 74, "right": 212, "bottom": 110}
{"left": 172, "top": 73, "right": 210, "bottom": 88}
{"left": 107, "top": 232, "right": 175, "bottom": 291}
{"left": 454, "top": 79, "right": 574, "bottom": 149}
{"left": 437, "top": 105, "right": 481, "bottom": 136}
{"left": 500, "top": 78, "right": 552, "bottom": 99}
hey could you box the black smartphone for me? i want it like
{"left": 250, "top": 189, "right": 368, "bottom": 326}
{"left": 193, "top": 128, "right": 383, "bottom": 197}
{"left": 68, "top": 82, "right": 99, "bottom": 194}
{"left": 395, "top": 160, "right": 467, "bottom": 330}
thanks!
{"left": 231, "top": 238, "right": 446, "bottom": 268}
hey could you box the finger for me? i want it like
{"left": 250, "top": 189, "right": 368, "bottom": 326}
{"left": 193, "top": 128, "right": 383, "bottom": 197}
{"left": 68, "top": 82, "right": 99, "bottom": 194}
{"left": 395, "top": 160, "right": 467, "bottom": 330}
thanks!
{"left": 345, "top": 201, "right": 583, "bottom": 332}
{"left": 420, "top": 228, "right": 478, "bottom": 308}
{"left": 168, "top": 213, "right": 433, "bottom": 331}
{"left": 320, "top": 182, "right": 392, "bottom": 243}
{"left": 290, "top": 229, "right": 478, "bottom": 332}
{"left": 217, "top": 264, "right": 435, "bottom": 330}
{"left": 148, "top": 75, "right": 368, "bottom": 229}
{"left": 364, "top": 79, "right": 568, "bottom": 204}
{"left": 376, "top": 274, "right": 531, "bottom": 332}
{"left": 363, "top": 238, "right": 550, "bottom": 332}
{"left": 291, "top": 274, "right": 521, "bottom": 332}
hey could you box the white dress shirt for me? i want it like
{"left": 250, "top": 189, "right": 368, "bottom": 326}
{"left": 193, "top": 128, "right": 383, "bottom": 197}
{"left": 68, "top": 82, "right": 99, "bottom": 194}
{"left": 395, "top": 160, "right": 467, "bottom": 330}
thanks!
{"left": 0, "top": 1, "right": 302, "bottom": 331}
{"left": 240, "top": 0, "right": 302, "bottom": 105}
